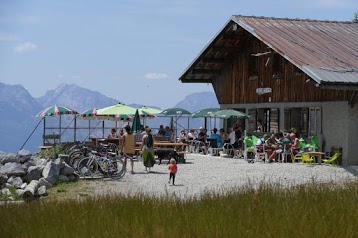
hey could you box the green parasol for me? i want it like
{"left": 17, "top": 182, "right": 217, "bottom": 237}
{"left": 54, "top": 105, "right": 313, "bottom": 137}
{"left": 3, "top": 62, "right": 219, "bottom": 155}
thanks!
{"left": 191, "top": 108, "right": 219, "bottom": 118}
{"left": 159, "top": 107, "right": 191, "bottom": 116}
{"left": 214, "top": 109, "right": 249, "bottom": 119}
{"left": 131, "top": 109, "right": 141, "bottom": 133}
{"left": 97, "top": 103, "right": 137, "bottom": 116}
{"left": 138, "top": 106, "right": 162, "bottom": 115}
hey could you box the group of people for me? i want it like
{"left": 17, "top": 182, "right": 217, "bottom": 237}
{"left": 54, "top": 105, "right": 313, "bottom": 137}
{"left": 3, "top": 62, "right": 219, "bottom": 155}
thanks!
{"left": 107, "top": 126, "right": 156, "bottom": 174}
{"left": 107, "top": 126, "right": 178, "bottom": 184}
{"left": 175, "top": 127, "right": 232, "bottom": 149}
{"left": 255, "top": 131, "right": 300, "bottom": 162}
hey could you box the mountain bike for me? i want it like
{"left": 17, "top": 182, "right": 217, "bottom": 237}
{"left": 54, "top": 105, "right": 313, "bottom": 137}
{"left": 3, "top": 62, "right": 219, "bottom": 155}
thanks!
{"left": 77, "top": 151, "right": 126, "bottom": 180}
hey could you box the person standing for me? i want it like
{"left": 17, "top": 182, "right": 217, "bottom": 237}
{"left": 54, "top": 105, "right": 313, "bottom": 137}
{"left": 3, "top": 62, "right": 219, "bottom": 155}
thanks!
{"left": 168, "top": 158, "right": 177, "bottom": 185}
{"left": 122, "top": 125, "right": 135, "bottom": 174}
{"left": 141, "top": 127, "right": 155, "bottom": 172}
{"left": 257, "top": 119, "right": 264, "bottom": 132}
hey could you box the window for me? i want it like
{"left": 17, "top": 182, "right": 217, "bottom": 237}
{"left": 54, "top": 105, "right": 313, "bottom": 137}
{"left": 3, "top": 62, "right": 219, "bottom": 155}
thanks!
{"left": 284, "top": 108, "right": 309, "bottom": 137}
{"left": 309, "top": 108, "right": 321, "bottom": 136}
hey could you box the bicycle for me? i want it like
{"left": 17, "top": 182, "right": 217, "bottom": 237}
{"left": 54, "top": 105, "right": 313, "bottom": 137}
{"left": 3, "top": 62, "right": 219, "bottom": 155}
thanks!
{"left": 77, "top": 151, "right": 126, "bottom": 180}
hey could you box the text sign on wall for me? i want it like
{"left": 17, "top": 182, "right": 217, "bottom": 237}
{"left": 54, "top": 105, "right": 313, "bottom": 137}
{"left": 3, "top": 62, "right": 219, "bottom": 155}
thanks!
{"left": 256, "top": 87, "right": 272, "bottom": 95}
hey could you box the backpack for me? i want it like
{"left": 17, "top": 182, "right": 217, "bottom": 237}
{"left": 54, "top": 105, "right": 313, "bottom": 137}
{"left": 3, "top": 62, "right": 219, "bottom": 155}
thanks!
{"left": 145, "top": 134, "right": 153, "bottom": 148}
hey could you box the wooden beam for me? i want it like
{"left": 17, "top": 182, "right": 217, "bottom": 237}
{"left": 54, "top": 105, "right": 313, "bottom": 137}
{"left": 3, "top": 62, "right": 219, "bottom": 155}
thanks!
{"left": 202, "top": 57, "right": 232, "bottom": 63}
{"left": 211, "top": 45, "right": 241, "bottom": 52}
{"left": 180, "top": 77, "right": 212, "bottom": 83}
{"left": 222, "top": 32, "right": 245, "bottom": 39}
{"left": 191, "top": 69, "right": 221, "bottom": 74}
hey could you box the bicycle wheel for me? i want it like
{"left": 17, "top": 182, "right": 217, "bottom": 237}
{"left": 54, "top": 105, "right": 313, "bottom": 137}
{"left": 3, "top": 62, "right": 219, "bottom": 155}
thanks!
{"left": 69, "top": 150, "right": 84, "bottom": 168}
{"left": 106, "top": 157, "right": 126, "bottom": 180}
{"left": 77, "top": 157, "right": 98, "bottom": 177}
{"left": 106, "top": 143, "right": 118, "bottom": 153}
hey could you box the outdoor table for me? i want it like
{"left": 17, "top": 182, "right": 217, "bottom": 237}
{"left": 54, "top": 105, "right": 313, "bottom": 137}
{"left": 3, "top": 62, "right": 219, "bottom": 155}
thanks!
{"left": 303, "top": 152, "right": 325, "bottom": 164}
{"left": 154, "top": 142, "right": 186, "bottom": 151}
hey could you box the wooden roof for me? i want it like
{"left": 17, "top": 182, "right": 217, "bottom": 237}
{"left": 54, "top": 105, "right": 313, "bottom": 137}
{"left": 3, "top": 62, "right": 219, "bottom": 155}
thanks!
{"left": 179, "top": 15, "right": 358, "bottom": 90}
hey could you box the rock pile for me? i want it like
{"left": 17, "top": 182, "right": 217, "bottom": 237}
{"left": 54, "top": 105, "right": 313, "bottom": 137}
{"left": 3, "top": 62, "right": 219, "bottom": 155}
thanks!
{"left": 0, "top": 149, "right": 79, "bottom": 201}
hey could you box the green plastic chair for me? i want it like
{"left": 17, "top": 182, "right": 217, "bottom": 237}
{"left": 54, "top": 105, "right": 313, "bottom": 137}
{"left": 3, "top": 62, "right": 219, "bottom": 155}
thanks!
{"left": 305, "top": 136, "right": 318, "bottom": 152}
{"left": 322, "top": 153, "right": 341, "bottom": 165}
{"left": 299, "top": 138, "right": 306, "bottom": 151}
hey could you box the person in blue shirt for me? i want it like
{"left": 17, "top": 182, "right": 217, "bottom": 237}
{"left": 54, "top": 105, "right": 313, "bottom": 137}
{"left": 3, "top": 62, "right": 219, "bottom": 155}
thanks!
{"left": 210, "top": 128, "right": 223, "bottom": 148}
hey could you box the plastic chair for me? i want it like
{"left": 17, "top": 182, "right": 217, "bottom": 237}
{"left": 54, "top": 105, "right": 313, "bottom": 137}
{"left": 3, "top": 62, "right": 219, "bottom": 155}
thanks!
{"left": 208, "top": 138, "right": 221, "bottom": 156}
{"left": 301, "top": 153, "right": 314, "bottom": 164}
{"left": 305, "top": 136, "right": 318, "bottom": 152}
{"left": 322, "top": 153, "right": 341, "bottom": 165}
{"left": 222, "top": 143, "right": 234, "bottom": 158}
{"left": 244, "top": 136, "right": 255, "bottom": 161}
{"left": 291, "top": 151, "right": 303, "bottom": 163}
{"left": 255, "top": 144, "right": 267, "bottom": 162}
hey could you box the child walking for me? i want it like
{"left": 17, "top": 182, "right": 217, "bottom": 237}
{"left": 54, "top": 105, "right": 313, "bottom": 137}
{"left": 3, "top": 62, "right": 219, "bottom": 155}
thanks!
{"left": 168, "top": 158, "right": 177, "bottom": 185}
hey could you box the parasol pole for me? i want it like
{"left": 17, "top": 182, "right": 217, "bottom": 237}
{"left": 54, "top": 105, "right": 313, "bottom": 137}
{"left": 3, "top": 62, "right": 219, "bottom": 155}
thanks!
{"left": 59, "top": 115, "right": 61, "bottom": 143}
{"left": 74, "top": 115, "right": 77, "bottom": 142}
{"left": 20, "top": 118, "right": 44, "bottom": 151}
{"left": 43, "top": 117, "right": 46, "bottom": 145}
{"left": 102, "top": 121, "right": 105, "bottom": 138}
{"left": 88, "top": 120, "right": 91, "bottom": 141}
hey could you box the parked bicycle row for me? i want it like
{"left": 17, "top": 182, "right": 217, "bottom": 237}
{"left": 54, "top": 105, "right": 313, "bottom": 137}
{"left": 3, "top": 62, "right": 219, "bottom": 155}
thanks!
{"left": 61, "top": 141, "right": 126, "bottom": 180}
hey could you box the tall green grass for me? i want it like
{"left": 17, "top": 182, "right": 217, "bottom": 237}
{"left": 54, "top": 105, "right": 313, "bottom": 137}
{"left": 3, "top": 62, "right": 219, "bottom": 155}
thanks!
{"left": 1, "top": 181, "right": 357, "bottom": 237}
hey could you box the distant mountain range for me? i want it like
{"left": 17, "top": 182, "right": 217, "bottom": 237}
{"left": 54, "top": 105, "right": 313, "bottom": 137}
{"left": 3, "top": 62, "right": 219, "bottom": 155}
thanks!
{"left": 0, "top": 83, "right": 219, "bottom": 153}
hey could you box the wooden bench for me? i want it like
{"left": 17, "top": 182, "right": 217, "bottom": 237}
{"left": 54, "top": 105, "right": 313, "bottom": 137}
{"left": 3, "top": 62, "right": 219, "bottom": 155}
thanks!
{"left": 43, "top": 134, "right": 61, "bottom": 146}
{"left": 39, "top": 146, "right": 52, "bottom": 151}
{"left": 153, "top": 136, "right": 169, "bottom": 142}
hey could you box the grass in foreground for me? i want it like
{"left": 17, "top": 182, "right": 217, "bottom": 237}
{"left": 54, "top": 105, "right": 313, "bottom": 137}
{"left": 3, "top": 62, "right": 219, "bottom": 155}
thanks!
{"left": 0, "top": 181, "right": 357, "bottom": 237}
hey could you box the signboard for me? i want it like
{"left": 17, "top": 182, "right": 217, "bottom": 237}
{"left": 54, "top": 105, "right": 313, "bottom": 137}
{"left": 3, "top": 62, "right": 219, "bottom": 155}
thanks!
{"left": 256, "top": 87, "right": 272, "bottom": 95}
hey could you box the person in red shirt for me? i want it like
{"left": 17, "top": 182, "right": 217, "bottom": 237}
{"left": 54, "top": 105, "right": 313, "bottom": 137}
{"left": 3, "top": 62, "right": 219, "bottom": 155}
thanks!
{"left": 168, "top": 158, "right": 177, "bottom": 185}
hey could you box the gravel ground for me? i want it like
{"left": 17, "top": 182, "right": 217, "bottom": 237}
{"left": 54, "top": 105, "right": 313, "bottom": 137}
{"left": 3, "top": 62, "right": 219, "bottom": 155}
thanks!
{"left": 85, "top": 154, "right": 358, "bottom": 199}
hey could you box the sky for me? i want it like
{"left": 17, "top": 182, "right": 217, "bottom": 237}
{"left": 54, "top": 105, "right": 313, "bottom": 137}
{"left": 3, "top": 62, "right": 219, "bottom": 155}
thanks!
{"left": 0, "top": 0, "right": 357, "bottom": 109}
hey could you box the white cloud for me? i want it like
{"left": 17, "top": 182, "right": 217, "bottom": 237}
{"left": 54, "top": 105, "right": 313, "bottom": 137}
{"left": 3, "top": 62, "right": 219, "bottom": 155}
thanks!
{"left": 13, "top": 42, "right": 38, "bottom": 53}
{"left": 144, "top": 72, "right": 169, "bottom": 80}
{"left": 71, "top": 75, "right": 81, "bottom": 79}
{"left": 57, "top": 74, "right": 65, "bottom": 78}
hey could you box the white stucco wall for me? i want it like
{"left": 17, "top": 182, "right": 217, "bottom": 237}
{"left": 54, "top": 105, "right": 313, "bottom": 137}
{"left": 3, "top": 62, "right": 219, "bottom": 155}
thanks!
{"left": 322, "top": 102, "right": 349, "bottom": 165}
{"left": 348, "top": 104, "right": 358, "bottom": 165}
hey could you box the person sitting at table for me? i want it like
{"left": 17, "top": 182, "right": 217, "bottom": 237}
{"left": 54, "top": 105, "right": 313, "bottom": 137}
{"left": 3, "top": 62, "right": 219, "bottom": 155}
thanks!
{"left": 266, "top": 133, "right": 278, "bottom": 162}
{"left": 165, "top": 128, "right": 175, "bottom": 142}
{"left": 187, "top": 128, "right": 197, "bottom": 141}
{"left": 219, "top": 128, "right": 229, "bottom": 143}
{"left": 198, "top": 127, "right": 208, "bottom": 143}
{"left": 256, "top": 134, "right": 269, "bottom": 152}
{"left": 289, "top": 133, "right": 300, "bottom": 155}
{"left": 210, "top": 128, "right": 223, "bottom": 148}
{"left": 222, "top": 127, "right": 239, "bottom": 156}
{"left": 157, "top": 125, "right": 166, "bottom": 136}
{"left": 267, "top": 132, "right": 285, "bottom": 162}
{"left": 179, "top": 129, "right": 187, "bottom": 143}
{"left": 108, "top": 128, "right": 118, "bottom": 139}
